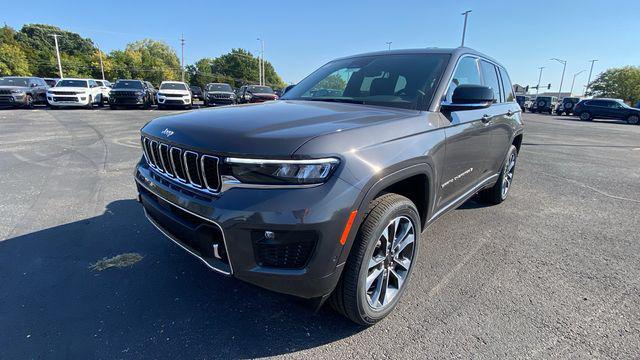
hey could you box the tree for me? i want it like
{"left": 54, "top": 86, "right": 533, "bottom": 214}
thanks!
{"left": 204, "top": 48, "right": 285, "bottom": 88}
{"left": 316, "top": 73, "right": 346, "bottom": 90}
{"left": 123, "top": 39, "right": 181, "bottom": 85}
{"left": 587, "top": 66, "right": 640, "bottom": 105}
{"left": 0, "top": 43, "right": 30, "bottom": 76}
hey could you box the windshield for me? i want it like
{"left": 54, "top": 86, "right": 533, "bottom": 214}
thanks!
{"left": 190, "top": 86, "right": 201, "bottom": 92}
{"left": 0, "top": 77, "right": 29, "bottom": 87}
{"left": 160, "top": 83, "right": 187, "bottom": 90}
{"left": 113, "top": 81, "right": 144, "bottom": 89}
{"left": 247, "top": 86, "right": 273, "bottom": 93}
{"left": 56, "top": 79, "right": 88, "bottom": 88}
{"left": 207, "top": 83, "right": 233, "bottom": 92}
{"left": 282, "top": 53, "right": 449, "bottom": 110}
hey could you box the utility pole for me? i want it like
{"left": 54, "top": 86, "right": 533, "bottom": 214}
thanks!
{"left": 551, "top": 58, "right": 567, "bottom": 100}
{"left": 385, "top": 41, "right": 392, "bottom": 50}
{"left": 96, "top": 44, "right": 105, "bottom": 80}
{"left": 536, "top": 67, "right": 545, "bottom": 95}
{"left": 584, "top": 59, "right": 598, "bottom": 96}
{"left": 257, "top": 38, "right": 264, "bottom": 85}
{"left": 570, "top": 70, "right": 585, "bottom": 95}
{"left": 460, "top": 10, "right": 472, "bottom": 47}
{"left": 50, "top": 34, "right": 64, "bottom": 78}
{"left": 180, "top": 33, "right": 185, "bottom": 82}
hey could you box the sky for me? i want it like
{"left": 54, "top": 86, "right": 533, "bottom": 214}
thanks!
{"left": 3, "top": 0, "right": 638, "bottom": 94}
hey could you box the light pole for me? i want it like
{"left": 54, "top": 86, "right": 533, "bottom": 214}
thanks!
{"left": 180, "top": 33, "right": 185, "bottom": 82}
{"left": 460, "top": 10, "right": 472, "bottom": 47}
{"left": 551, "top": 58, "right": 567, "bottom": 99}
{"left": 536, "top": 67, "right": 545, "bottom": 95}
{"left": 96, "top": 43, "right": 105, "bottom": 80}
{"left": 584, "top": 59, "right": 598, "bottom": 96}
{"left": 385, "top": 41, "right": 392, "bottom": 50}
{"left": 257, "top": 38, "right": 264, "bottom": 85}
{"left": 50, "top": 34, "right": 64, "bottom": 78}
{"left": 569, "top": 70, "right": 585, "bottom": 95}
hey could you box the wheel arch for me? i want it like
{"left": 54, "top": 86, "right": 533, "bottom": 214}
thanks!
{"left": 336, "top": 162, "right": 435, "bottom": 265}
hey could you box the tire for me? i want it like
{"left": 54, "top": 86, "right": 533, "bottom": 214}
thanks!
{"left": 24, "top": 94, "right": 34, "bottom": 109}
{"left": 330, "top": 193, "right": 421, "bottom": 325}
{"left": 157, "top": 104, "right": 165, "bottom": 110}
{"left": 579, "top": 112, "right": 592, "bottom": 121}
{"left": 145, "top": 98, "right": 152, "bottom": 110}
{"left": 626, "top": 114, "right": 640, "bottom": 125}
{"left": 85, "top": 96, "right": 93, "bottom": 109}
{"left": 110, "top": 104, "right": 118, "bottom": 110}
{"left": 97, "top": 95, "right": 104, "bottom": 107}
{"left": 479, "top": 145, "right": 518, "bottom": 205}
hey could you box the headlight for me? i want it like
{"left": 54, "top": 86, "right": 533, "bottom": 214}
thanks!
{"left": 230, "top": 94, "right": 236, "bottom": 99}
{"left": 224, "top": 158, "right": 339, "bottom": 185}
{"left": 11, "top": 89, "right": 25, "bottom": 94}
{"left": 135, "top": 91, "right": 143, "bottom": 96}
{"left": 157, "top": 92, "right": 165, "bottom": 97}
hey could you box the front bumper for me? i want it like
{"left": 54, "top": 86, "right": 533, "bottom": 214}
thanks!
{"left": 206, "top": 97, "right": 235, "bottom": 106}
{"left": 47, "top": 94, "right": 90, "bottom": 106}
{"left": 110, "top": 96, "right": 145, "bottom": 106}
{"left": 157, "top": 96, "right": 191, "bottom": 106}
{"left": 134, "top": 160, "right": 359, "bottom": 299}
{"left": 0, "top": 94, "right": 26, "bottom": 107}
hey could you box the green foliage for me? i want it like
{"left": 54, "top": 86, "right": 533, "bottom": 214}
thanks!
{"left": 587, "top": 66, "right": 640, "bottom": 105}
{"left": 316, "top": 73, "right": 346, "bottom": 90}
{"left": 0, "top": 43, "right": 30, "bottom": 76}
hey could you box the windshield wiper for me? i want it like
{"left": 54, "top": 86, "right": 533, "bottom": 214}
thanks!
{"left": 303, "top": 98, "right": 366, "bottom": 105}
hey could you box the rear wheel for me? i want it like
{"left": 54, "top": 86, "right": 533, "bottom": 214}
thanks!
{"left": 626, "top": 114, "right": 640, "bottom": 125}
{"left": 580, "top": 112, "right": 592, "bottom": 121}
{"left": 330, "top": 193, "right": 420, "bottom": 325}
{"left": 479, "top": 145, "right": 518, "bottom": 205}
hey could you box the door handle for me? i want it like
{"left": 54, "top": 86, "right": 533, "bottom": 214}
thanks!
{"left": 481, "top": 114, "right": 491, "bottom": 123}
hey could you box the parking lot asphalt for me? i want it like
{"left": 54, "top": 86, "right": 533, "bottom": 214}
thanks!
{"left": 0, "top": 107, "right": 639, "bottom": 359}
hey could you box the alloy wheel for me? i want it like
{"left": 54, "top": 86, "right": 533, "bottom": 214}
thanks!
{"left": 501, "top": 152, "right": 517, "bottom": 198}
{"left": 366, "top": 216, "right": 415, "bottom": 310}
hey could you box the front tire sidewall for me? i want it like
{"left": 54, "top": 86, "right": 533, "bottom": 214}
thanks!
{"left": 355, "top": 201, "right": 421, "bottom": 324}
{"left": 627, "top": 115, "right": 639, "bottom": 125}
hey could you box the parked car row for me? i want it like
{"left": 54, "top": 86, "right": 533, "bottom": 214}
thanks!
{"left": 0, "top": 75, "right": 280, "bottom": 110}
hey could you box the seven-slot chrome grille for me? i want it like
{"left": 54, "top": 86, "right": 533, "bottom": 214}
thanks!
{"left": 141, "top": 136, "right": 220, "bottom": 192}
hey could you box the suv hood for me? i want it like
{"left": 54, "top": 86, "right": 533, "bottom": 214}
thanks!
{"left": 49, "top": 87, "right": 89, "bottom": 92}
{"left": 0, "top": 85, "right": 29, "bottom": 91}
{"left": 142, "top": 100, "right": 418, "bottom": 156}
{"left": 159, "top": 89, "right": 189, "bottom": 95}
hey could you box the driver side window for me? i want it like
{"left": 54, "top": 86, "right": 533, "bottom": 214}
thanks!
{"left": 445, "top": 57, "right": 481, "bottom": 103}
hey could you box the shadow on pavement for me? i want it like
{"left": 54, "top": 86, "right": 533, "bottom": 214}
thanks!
{"left": 0, "top": 200, "right": 362, "bottom": 359}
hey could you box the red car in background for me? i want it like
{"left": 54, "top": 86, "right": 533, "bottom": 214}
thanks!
{"left": 236, "top": 85, "right": 278, "bottom": 103}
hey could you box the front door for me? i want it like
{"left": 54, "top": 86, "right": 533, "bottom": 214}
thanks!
{"left": 437, "top": 56, "right": 493, "bottom": 210}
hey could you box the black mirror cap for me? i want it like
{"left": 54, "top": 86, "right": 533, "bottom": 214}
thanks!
{"left": 452, "top": 85, "right": 494, "bottom": 105}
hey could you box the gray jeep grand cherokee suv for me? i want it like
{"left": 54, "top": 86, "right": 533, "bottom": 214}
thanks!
{"left": 135, "top": 47, "right": 524, "bottom": 325}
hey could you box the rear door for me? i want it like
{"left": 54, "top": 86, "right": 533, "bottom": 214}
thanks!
{"left": 438, "top": 56, "right": 493, "bottom": 209}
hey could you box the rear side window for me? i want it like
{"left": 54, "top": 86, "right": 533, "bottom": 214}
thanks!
{"left": 445, "top": 57, "right": 481, "bottom": 102}
{"left": 498, "top": 67, "right": 515, "bottom": 102}
{"left": 480, "top": 60, "right": 501, "bottom": 103}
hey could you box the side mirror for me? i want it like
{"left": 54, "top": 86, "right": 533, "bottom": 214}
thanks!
{"left": 442, "top": 85, "right": 494, "bottom": 111}
{"left": 30, "top": 83, "right": 38, "bottom": 87}
{"left": 282, "top": 84, "right": 296, "bottom": 95}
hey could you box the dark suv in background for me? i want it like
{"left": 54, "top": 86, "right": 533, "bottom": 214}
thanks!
{"left": 531, "top": 96, "right": 557, "bottom": 114}
{"left": 109, "top": 79, "right": 155, "bottom": 109}
{"left": 0, "top": 76, "right": 49, "bottom": 108}
{"left": 203, "top": 83, "right": 236, "bottom": 106}
{"left": 555, "top": 97, "right": 580, "bottom": 115}
{"left": 135, "top": 48, "right": 524, "bottom": 325}
{"left": 574, "top": 98, "right": 640, "bottom": 124}
{"left": 190, "top": 86, "right": 203, "bottom": 101}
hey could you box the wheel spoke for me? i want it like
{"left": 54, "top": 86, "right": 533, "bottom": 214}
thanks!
{"left": 366, "top": 267, "right": 384, "bottom": 290}
{"left": 389, "top": 268, "right": 404, "bottom": 290}
{"left": 368, "top": 255, "right": 385, "bottom": 270}
{"left": 393, "top": 256, "right": 411, "bottom": 270}
{"left": 370, "top": 269, "right": 386, "bottom": 306}
{"left": 393, "top": 232, "right": 414, "bottom": 255}
{"left": 392, "top": 220, "right": 411, "bottom": 248}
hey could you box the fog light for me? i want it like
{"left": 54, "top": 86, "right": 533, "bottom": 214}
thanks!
{"left": 80, "top": 97, "right": 86, "bottom": 100}
{"left": 264, "top": 231, "right": 275, "bottom": 240}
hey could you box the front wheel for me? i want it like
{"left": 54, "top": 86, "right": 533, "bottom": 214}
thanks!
{"left": 330, "top": 193, "right": 420, "bottom": 325}
{"left": 24, "top": 95, "right": 34, "bottom": 109}
{"left": 479, "top": 145, "right": 518, "bottom": 205}
{"left": 85, "top": 96, "right": 93, "bottom": 109}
